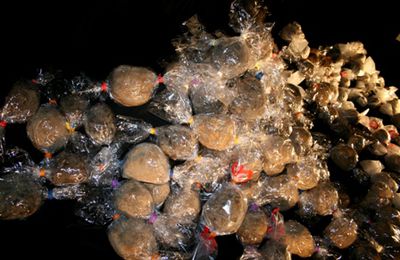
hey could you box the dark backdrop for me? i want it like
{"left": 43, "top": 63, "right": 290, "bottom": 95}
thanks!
{"left": 1, "top": 0, "right": 399, "bottom": 259}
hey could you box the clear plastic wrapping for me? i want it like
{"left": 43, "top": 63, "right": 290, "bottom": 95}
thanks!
{"left": 108, "top": 216, "right": 159, "bottom": 259}
{"left": 237, "top": 204, "right": 269, "bottom": 245}
{"left": 0, "top": 174, "right": 44, "bottom": 220}
{"left": 84, "top": 103, "right": 116, "bottom": 146}
{"left": 60, "top": 94, "right": 89, "bottom": 130}
{"left": 113, "top": 180, "right": 154, "bottom": 219}
{"left": 330, "top": 144, "right": 358, "bottom": 171}
{"left": 148, "top": 88, "right": 192, "bottom": 124}
{"left": 298, "top": 182, "right": 339, "bottom": 216}
{"left": 201, "top": 183, "right": 248, "bottom": 235}
{"left": 114, "top": 115, "right": 152, "bottom": 144}
{"left": 324, "top": 217, "right": 358, "bottom": 249}
{"left": 26, "top": 106, "right": 70, "bottom": 153}
{"left": 282, "top": 220, "right": 315, "bottom": 258}
{"left": 192, "top": 114, "right": 236, "bottom": 151}
{"left": 163, "top": 186, "right": 201, "bottom": 222}
{"left": 1, "top": 80, "right": 40, "bottom": 124}
{"left": 258, "top": 239, "right": 291, "bottom": 260}
{"left": 155, "top": 125, "right": 198, "bottom": 161}
{"left": 109, "top": 65, "right": 158, "bottom": 107}
{"left": 253, "top": 174, "right": 299, "bottom": 211}
{"left": 122, "top": 143, "right": 170, "bottom": 184}
{"left": 49, "top": 151, "right": 89, "bottom": 186}
{"left": 143, "top": 182, "right": 170, "bottom": 207}
{"left": 262, "top": 135, "right": 297, "bottom": 176}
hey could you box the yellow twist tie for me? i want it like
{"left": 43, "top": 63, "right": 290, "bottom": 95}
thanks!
{"left": 234, "top": 136, "right": 240, "bottom": 145}
{"left": 187, "top": 116, "right": 194, "bottom": 125}
{"left": 194, "top": 155, "right": 202, "bottom": 163}
{"left": 65, "top": 122, "right": 75, "bottom": 133}
{"left": 149, "top": 128, "right": 156, "bottom": 135}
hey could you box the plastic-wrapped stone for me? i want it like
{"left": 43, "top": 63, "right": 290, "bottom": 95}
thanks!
{"left": 27, "top": 106, "right": 69, "bottom": 153}
{"left": 50, "top": 151, "right": 89, "bottom": 186}
{"left": 289, "top": 127, "right": 313, "bottom": 155}
{"left": 330, "top": 144, "right": 358, "bottom": 171}
{"left": 202, "top": 184, "right": 247, "bottom": 235}
{"left": 60, "top": 94, "right": 89, "bottom": 130}
{"left": 0, "top": 174, "right": 43, "bottom": 220}
{"left": 298, "top": 182, "right": 339, "bottom": 216}
{"left": 1, "top": 81, "right": 40, "bottom": 123}
{"left": 84, "top": 103, "right": 116, "bottom": 145}
{"left": 123, "top": 143, "right": 170, "bottom": 184}
{"left": 287, "top": 161, "right": 320, "bottom": 190}
{"left": 153, "top": 214, "right": 196, "bottom": 250}
{"left": 110, "top": 65, "right": 157, "bottom": 107}
{"left": 156, "top": 125, "right": 198, "bottom": 161}
{"left": 163, "top": 187, "right": 201, "bottom": 221}
{"left": 254, "top": 174, "right": 299, "bottom": 211}
{"left": 259, "top": 239, "right": 291, "bottom": 260}
{"left": 193, "top": 114, "right": 236, "bottom": 151}
{"left": 283, "top": 220, "right": 315, "bottom": 258}
{"left": 143, "top": 182, "right": 170, "bottom": 207}
{"left": 114, "top": 180, "right": 154, "bottom": 218}
{"left": 324, "top": 217, "right": 358, "bottom": 249}
{"left": 263, "top": 136, "right": 297, "bottom": 176}
{"left": 237, "top": 206, "right": 269, "bottom": 245}
{"left": 108, "top": 217, "right": 158, "bottom": 260}
{"left": 229, "top": 74, "right": 266, "bottom": 121}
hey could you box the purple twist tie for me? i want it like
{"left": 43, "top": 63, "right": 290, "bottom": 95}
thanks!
{"left": 148, "top": 212, "right": 158, "bottom": 224}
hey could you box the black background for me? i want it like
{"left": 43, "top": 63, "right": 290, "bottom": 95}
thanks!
{"left": 0, "top": 0, "right": 399, "bottom": 259}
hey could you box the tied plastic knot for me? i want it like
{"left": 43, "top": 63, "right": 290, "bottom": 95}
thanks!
{"left": 389, "top": 129, "right": 399, "bottom": 139}
{"left": 0, "top": 120, "right": 7, "bottom": 128}
{"left": 254, "top": 62, "right": 262, "bottom": 71}
{"left": 369, "top": 119, "right": 380, "bottom": 130}
{"left": 65, "top": 122, "right": 75, "bottom": 133}
{"left": 156, "top": 74, "right": 164, "bottom": 84}
{"left": 112, "top": 213, "right": 121, "bottom": 220}
{"left": 267, "top": 207, "right": 285, "bottom": 240}
{"left": 340, "top": 71, "right": 348, "bottom": 78}
{"left": 231, "top": 162, "right": 253, "bottom": 184}
{"left": 48, "top": 99, "right": 57, "bottom": 105}
{"left": 44, "top": 152, "right": 52, "bottom": 159}
{"left": 97, "top": 163, "right": 106, "bottom": 172}
{"left": 100, "top": 81, "right": 108, "bottom": 92}
{"left": 148, "top": 212, "right": 158, "bottom": 224}
{"left": 111, "top": 179, "right": 120, "bottom": 189}
{"left": 149, "top": 128, "right": 156, "bottom": 135}
{"left": 249, "top": 202, "right": 259, "bottom": 212}
{"left": 201, "top": 226, "right": 217, "bottom": 239}
{"left": 39, "top": 168, "right": 46, "bottom": 177}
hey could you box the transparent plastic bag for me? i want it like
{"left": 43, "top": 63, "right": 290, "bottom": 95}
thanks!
{"left": 123, "top": 143, "right": 170, "bottom": 184}
{"left": 298, "top": 182, "right": 339, "bottom": 216}
{"left": 163, "top": 186, "right": 201, "bottom": 222}
{"left": 108, "top": 216, "right": 159, "bottom": 260}
{"left": 114, "top": 115, "right": 152, "bottom": 144}
{"left": 49, "top": 150, "right": 89, "bottom": 186}
{"left": 282, "top": 220, "right": 315, "bottom": 258}
{"left": 109, "top": 65, "right": 159, "bottom": 107}
{"left": 237, "top": 204, "right": 268, "bottom": 245}
{"left": 262, "top": 135, "right": 297, "bottom": 176}
{"left": 113, "top": 180, "right": 154, "bottom": 219}
{"left": 192, "top": 226, "right": 218, "bottom": 260}
{"left": 148, "top": 88, "right": 192, "bottom": 124}
{"left": 258, "top": 239, "right": 291, "bottom": 260}
{"left": 84, "top": 103, "right": 116, "bottom": 146}
{"left": 26, "top": 105, "right": 70, "bottom": 154}
{"left": 253, "top": 174, "right": 299, "bottom": 211}
{"left": 240, "top": 246, "right": 263, "bottom": 260}
{"left": 143, "top": 182, "right": 170, "bottom": 207}
{"left": 192, "top": 114, "right": 236, "bottom": 151}
{"left": 324, "top": 217, "right": 358, "bottom": 249}
{"left": 60, "top": 94, "right": 89, "bottom": 131}
{"left": 155, "top": 125, "right": 198, "bottom": 161}
{"left": 201, "top": 183, "right": 248, "bottom": 235}
{"left": 0, "top": 174, "right": 44, "bottom": 220}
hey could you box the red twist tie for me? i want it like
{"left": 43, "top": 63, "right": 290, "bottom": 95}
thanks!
{"left": 200, "top": 226, "right": 217, "bottom": 252}
{"left": 0, "top": 121, "right": 7, "bottom": 128}
{"left": 156, "top": 74, "right": 164, "bottom": 84}
{"left": 32, "top": 79, "right": 39, "bottom": 84}
{"left": 369, "top": 119, "right": 379, "bottom": 130}
{"left": 231, "top": 162, "right": 253, "bottom": 184}
{"left": 100, "top": 82, "right": 108, "bottom": 92}
{"left": 388, "top": 129, "right": 399, "bottom": 139}
{"left": 340, "top": 71, "right": 348, "bottom": 78}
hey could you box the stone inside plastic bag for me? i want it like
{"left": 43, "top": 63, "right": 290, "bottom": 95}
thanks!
{"left": 27, "top": 106, "right": 69, "bottom": 153}
{"left": 50, "top": 151, "right": 89, "bottom": 186}
{"left": 1, "top": 81, "right": 40, "bottom": 123}
{"left": 123, "top": 143, "right": 170, "bottom": 184}
{"left": 109, "top": 65, "right": 157, "bottom": 107}
{"left": 202, "top": 184, "right": 248, "bottom": 235}
{"left": 108, "top": 217, "right": 158, "bottom": 260}
{"left": 60, "top": 94, "right": 89, "bottom": 130}
{"left": 143, "top": 182, "right": 170, "bottom": 207}
{"left": 84, "top": 103, "right": 116, "bottom": 146}
{"left": 163, "top": 186, "right": 201, "bottom": 221}
{"left": 114, "top": 180, "right": 154, "bottom": 218}
{"left": 324, "top": 217, "right": 358, "bottom": 249}
{"left": 282, "top": 220, "right": 315, "bottom": 258}
{"left": 0, "top": 174, "right": 44, "bottom": 220}
{"left": 156, "top": 125, "right": 198, "bottom": 161}
{"left": 237, "top": 205, "right": 269, "bottom": 245}
{"left": 298, "top": 182, "right": 339, "bottom": 216}
{"left": 193, "top": 114, "right": 236, "bottom": 151}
